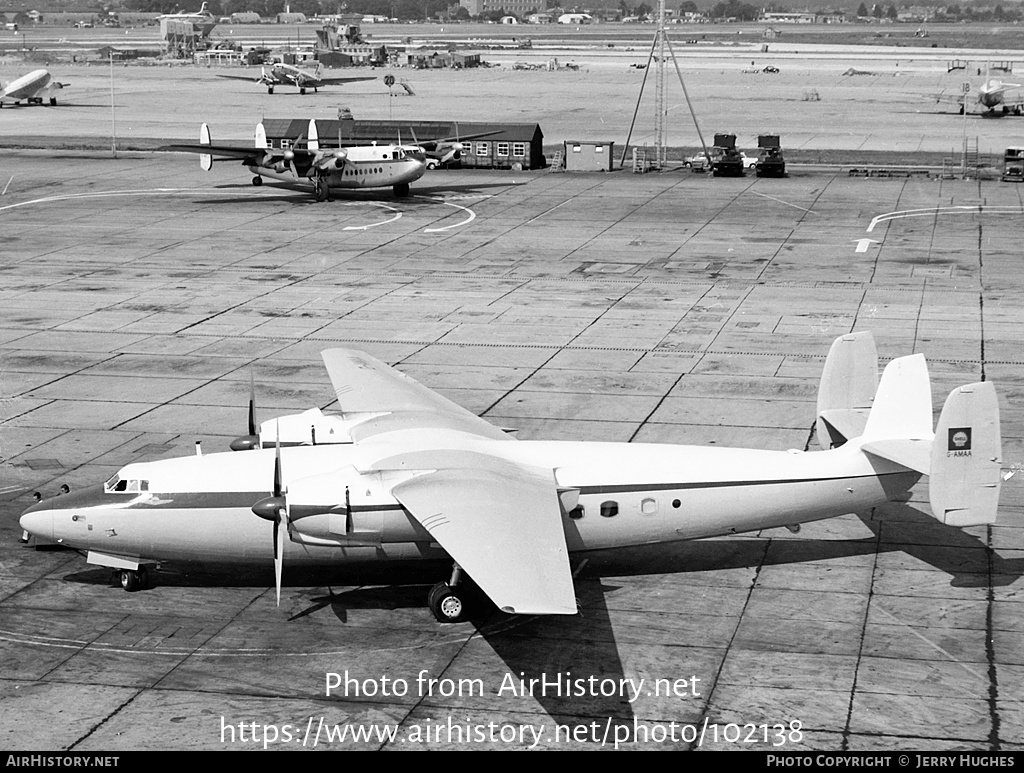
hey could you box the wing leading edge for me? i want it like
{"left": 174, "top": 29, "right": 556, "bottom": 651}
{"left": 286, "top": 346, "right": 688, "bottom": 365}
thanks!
{"left": 321, "top": 348, "right": 512, "bottom": 441}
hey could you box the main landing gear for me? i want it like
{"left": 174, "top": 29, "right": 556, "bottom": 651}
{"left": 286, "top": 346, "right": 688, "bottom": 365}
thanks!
{"left": 251, "top": 175, "right": 263, "bottom": 186}
{"left": 428, "top": 564, "right": 470, "bottom": 623}
{"left": 393, "top": 182, "right": 410, "bottom": 198}
{"left": 315, "top": 176, "right": 330, "bottom": 202}
{"left": 114, "top": 566, "right": 149, "bottom": 592}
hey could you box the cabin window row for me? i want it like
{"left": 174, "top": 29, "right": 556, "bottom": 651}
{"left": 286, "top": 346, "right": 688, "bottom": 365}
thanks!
{"left": 568, "top": 497, "right": 682, "bottom": 520}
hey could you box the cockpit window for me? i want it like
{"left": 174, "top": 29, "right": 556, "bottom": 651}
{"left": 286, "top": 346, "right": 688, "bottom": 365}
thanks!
{"left": 104, "top": 474, "right": 149, "bottom": 493}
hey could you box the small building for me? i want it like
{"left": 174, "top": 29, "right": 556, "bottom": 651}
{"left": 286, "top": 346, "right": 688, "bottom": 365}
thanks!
{"left": 230, "top": 12, "right": 262, "bottom": 23}
{"left": 558, "top": 13, "right": 592, "bottom": 24}
{"left": 563, "top": 140, "right": 614, "bottom": 172}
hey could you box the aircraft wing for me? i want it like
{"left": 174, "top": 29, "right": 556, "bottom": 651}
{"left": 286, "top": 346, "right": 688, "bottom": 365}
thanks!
{"left": 383, "top": 452, "right": 577, "bottom": 616}
{"left": 316, "top": 75, "right": 377, "bottom": 86}
{"left": 321, "top": 348, "right": 513, "bottom": 441}
{"left": 215, "top": 74, "right": 260, "bottom": 83}
{"left": 161, "top": 142, "right": 274, "bottom": 162}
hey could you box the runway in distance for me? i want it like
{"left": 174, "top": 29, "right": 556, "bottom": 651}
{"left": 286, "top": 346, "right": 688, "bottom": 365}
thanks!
{"left": 19, "top": 332, "right": 1003, "bottom": 624}
{"left": 163, "top": 118, "right": 426, "bottom": 200}
{"left": 217, "top": 62, "right": 375, "bottom": 95}
{"left": 0, "top": 69, "right": 67, "bottom": 106}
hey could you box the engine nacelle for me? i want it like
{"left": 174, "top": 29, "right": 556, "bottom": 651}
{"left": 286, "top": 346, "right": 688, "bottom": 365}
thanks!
{"left": 286, "top": 470, "right": 384, "bottom": 546}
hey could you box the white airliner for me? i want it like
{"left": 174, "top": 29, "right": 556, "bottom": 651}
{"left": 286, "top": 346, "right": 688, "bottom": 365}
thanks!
{"left": 157, "top": 2, "right": 217, "bottom": 35}
{"left": 163, "top": 119, "right": 427, "bottom": 201}
{"left": 0, "top": 69, "right": 67, "bottom": 107}
{"left": 19, "top": 333, "right": 1002, "bottom": 624}
{"left": 217, "top": 62, "right": 375, "bottom": 95}
{"left": 937, "top": 64, "right": 1023, "bottom": 115}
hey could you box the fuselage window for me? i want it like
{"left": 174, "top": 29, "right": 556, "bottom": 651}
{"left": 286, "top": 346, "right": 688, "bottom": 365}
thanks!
{"left": 641, "top": 498, "right": 657, "bottom": 515}
{"left": 600, "top": 501, "right": 618, "bottom": 518}
{"left": 672, "top": 499, "right": 681, "bottom": 509}
{"left": 569, "top": 505, "right": 584, "bottom": 520}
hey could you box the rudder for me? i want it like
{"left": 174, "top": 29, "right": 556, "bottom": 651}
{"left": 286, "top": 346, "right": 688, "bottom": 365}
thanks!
{"left": 816, "top": 331, "right": 878, "bottom": 449}
{"left": 929, "top": 381, "right": 1002, "bottom": 527}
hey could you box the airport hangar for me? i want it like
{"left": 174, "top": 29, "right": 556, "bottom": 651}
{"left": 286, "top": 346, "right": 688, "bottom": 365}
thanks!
{"left": 261, "top": 119, "right": 546, "bottom": 170}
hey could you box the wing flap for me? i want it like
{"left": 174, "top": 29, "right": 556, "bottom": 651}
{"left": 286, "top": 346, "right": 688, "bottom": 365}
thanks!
{"left": 321, "top": 349, "right": 511, "bottom": 441}
{"left": 388, "top": 456, "right": 576, "bottom": 616}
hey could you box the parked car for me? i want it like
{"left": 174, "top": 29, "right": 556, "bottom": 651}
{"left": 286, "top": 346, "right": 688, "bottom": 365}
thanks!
{"left": 762, "top": 66, "right": 779, "bottom": 73}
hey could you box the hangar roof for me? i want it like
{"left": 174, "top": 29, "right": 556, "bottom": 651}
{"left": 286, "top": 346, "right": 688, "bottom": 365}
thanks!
{"left": 261, "top": 118, "right": 543, "bottom": 145}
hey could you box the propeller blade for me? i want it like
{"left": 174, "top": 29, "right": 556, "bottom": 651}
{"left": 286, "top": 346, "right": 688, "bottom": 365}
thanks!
{"left": 247, "top": 368, "right": 257, "bottom": 438}
{"left": 273, "top": 426, "right": 282, "bottom": 498}
{"left": 274, "top": 506, "right": 286, "bottom": 606}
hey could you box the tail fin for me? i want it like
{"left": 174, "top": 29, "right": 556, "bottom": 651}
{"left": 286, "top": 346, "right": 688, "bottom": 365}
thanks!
{"left": 255, "top": 121, "right": 268, "bottom": 149}
{"left": 818, "top": 332, "right": 1002, "bottom": 528}
{"left": 929, "top": 382, "right": 1002, "bottom": 527}
{"left": 816, "top": 331, "right": 878, "bottom": 449}
{"left": 199, "top": 122, "right": 212, "bottom": 172}
{"left": 307, "top": 118, "right": 320, "bottom": 152}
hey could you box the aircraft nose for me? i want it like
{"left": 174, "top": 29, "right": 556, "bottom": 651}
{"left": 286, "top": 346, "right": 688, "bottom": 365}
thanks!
{"left": 19, "top": 503, "right": 53, "bottom": 542}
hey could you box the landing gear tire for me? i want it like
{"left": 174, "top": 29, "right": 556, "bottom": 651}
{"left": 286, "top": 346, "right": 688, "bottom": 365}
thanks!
{"left": 300, "top": 87, "right": 306, "bottom": 95}
{"left": 252, "top": 175, "right": 263, "bottom": 186}
{"left": 267, "top": 86, "right": 274, "bottom": 95}
{"left": 393, "top": 182, "right": 410, "bottom": 198}
{"left": 118, "top": 567, "right": 148, "bottom": 592}
{"left": 49, "top": 97, "right": 57, "bottom": 106}
{"left": 428, "top": 581, "right": 468, "bottom": 623}
{"left": 315, "top": 178, "right": 330, "bottom": 202}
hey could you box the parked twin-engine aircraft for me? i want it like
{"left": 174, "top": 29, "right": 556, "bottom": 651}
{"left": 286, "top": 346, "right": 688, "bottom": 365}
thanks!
{"left": 19, "top": 333, "right": 1003, "bottom": 624}
{"left": 0, "top": 69, "right": 67, "bottom": 107}
{"left": 163, "top": 119, "right": 426, "bottom": 200}
{"left": 217, "top": 62, "right": 375, "bottom": 95}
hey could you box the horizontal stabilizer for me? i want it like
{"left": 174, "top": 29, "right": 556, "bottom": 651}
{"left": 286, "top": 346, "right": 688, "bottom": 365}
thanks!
{"left": 929, "top": 382, "right": 1002, "bottom": 527}
{"left": 817, "top": 332, "right": 878, "bottom": 448}
{"left": 860, "top": 438, "right": 932, "bottom": 474}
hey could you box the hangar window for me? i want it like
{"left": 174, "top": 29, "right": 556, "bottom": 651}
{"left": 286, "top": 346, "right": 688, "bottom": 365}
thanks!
{"left": 497, "top": 142, "right": 510, "bottom": 156}
{"left": 569, "top": 506, "right": 584, "bottom": 520}
{"left": 595, "top": 145, "right": 604, "bottom": 153}
{"left": 600, "top": 501, "right": 618, "bottom": 518}
{"left": 641, "top": 498, "right": 657, "bottom": 515}
{"left": 476, "top": 142, "right": 489, "bottom": 156}
{"left": 572, "top": 145, "right": 582, "bottom": 153}
{"left": 513, "top": 143, "right": 526, "bottom": 157}
{"left": 280, "top": 139, "right": 292, "bottom": 150}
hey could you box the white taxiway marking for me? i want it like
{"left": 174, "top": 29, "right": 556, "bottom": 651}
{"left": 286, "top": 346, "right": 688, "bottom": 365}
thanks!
{"left": 0, "top": 188, "right": 475, "bottom": 232}
{"left": 853, "top": 238, "right": 879, "bottom": 253}
{"left": 340, "top": 201, "right": 402, "bottom": 231}
{"left": 419, "top": 195, "right": 478, "bottom": 232}
{"left": 867, "top": 205, "right": 1023, "bottom": 232}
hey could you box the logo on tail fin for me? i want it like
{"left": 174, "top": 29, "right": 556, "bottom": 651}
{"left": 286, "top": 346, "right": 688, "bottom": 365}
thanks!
{"left": 948, "top": 427, "right": 972, "bottom": 456}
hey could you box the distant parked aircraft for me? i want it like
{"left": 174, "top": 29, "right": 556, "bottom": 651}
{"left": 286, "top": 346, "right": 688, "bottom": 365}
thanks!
{"left": 158, "top": 2, "right": 217, "bottom": 34}
{"left": 217, "top": 62, "right": 375, "bottom": 95}
{"left": 936, "top": 63, "right": 1023, "bottom": 115}
{"left": 0, "top": 69, "right": 67, "bottom": 107}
